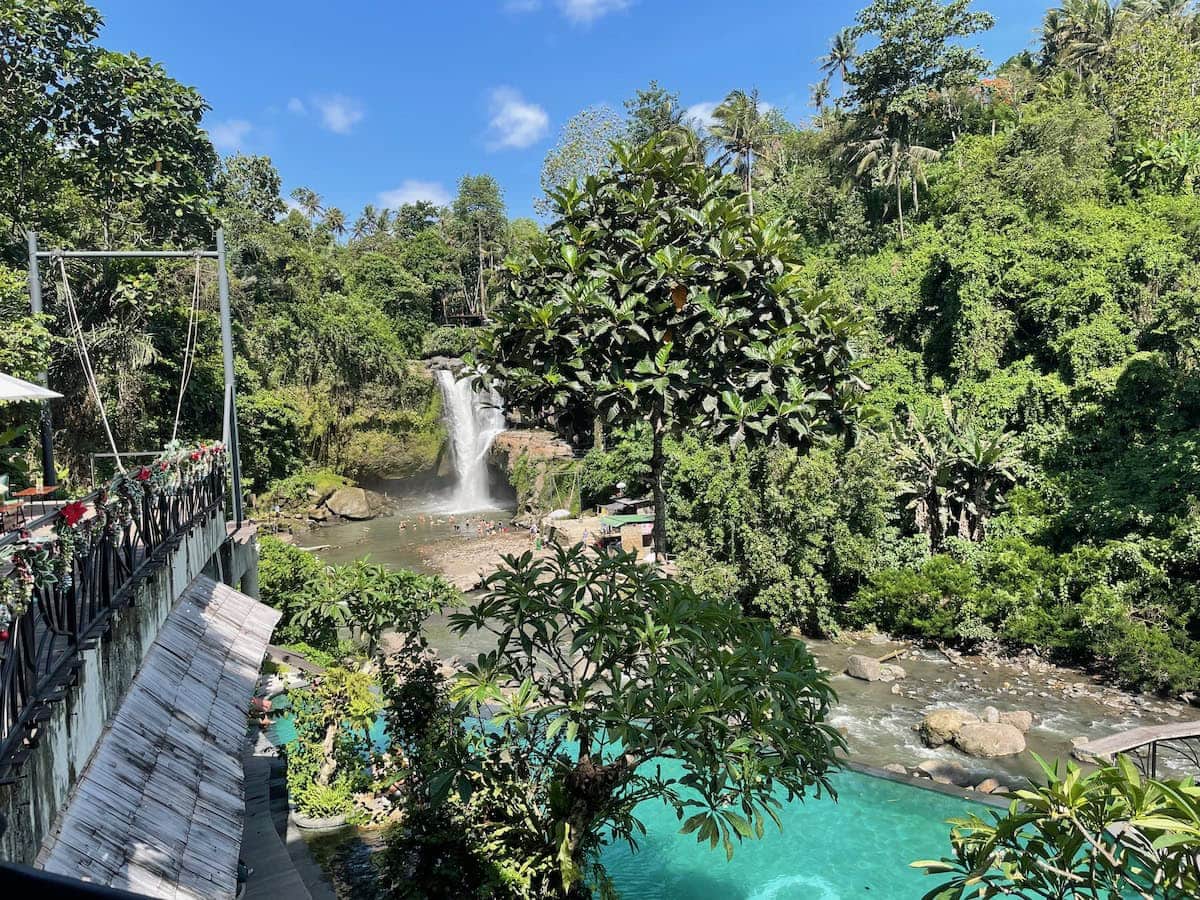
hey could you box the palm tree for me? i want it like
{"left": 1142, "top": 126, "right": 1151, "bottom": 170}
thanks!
{"left": 811, "top": 79, "right": 831, "bottom": 112}
{"left": 1042, "top": 0, "right": 1128, "bottom": 76}
{"left": 290, "top": 186, "right": 322, "bottom": 222}
{"left": 820, "top": 28, "right": 858, "bottom": 95}
{"left": 323, "top": 207, "right": 346, "bottom": 242}
{"left": 948, "top": 413, "right": 1019, "bottom": 542}
{"left": 848, "top": 131, "right": 939, "bottom": 240}
{"left": 352, "top": 203, "right": 378, "bottom": 241}
{"left": 709, "top": 89, "right": 773, "bottom": 214}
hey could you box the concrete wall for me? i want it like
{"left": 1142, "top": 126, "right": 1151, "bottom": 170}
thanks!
{"left": 0, "top": 511, "right": 244, "bottom": 864}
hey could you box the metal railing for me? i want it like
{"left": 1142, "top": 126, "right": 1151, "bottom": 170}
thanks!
{"left": 0, "top": 464, "right": 227, "bottom": 781}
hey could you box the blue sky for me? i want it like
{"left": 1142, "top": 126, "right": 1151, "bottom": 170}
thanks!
{"left": 96, "top": 0, "right": 1050, "bottom": 221}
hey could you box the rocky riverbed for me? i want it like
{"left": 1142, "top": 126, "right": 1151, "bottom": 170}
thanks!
{"left": 810, "top": 635, "right": 1200, "bottom": 788}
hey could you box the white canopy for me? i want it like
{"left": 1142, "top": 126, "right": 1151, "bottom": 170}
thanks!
{"left": 0, "top": 372, "right": 62, "bottom": 402}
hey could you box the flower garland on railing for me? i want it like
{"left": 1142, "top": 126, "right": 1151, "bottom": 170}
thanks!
{"left": 0, "top": 441, "right": 226, "bottom": 640}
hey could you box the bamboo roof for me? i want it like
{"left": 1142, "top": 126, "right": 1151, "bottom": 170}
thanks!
{"left": 38, "top": 575, "right": 280, "bottom": 898}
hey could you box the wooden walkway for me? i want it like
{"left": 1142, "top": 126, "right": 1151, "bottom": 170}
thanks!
{"left": 1078, "top": 721, "right": 1200, "bottom": 757}
{"left": 240, "top": 751, "right": 313, "bottom": 900}
{"left": 1075, "top": 721, "right": 1200, "bottom": 778}
{"left": 37, "top": 576, "right": 280, "bottom": 898}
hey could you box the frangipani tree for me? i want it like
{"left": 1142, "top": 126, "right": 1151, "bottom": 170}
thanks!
{"left": 449, "top": 546, "right": 844, "bottom": 899}
{"left": 474, "top": 139, "right": 866, "bottom": 556}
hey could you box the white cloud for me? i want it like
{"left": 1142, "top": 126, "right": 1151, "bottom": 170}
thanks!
{"left": 283, "top": 196, "right": 305, "bottom": 214}
{"left": 487, "top": 87, "right": 549, "bottom": 150}
{"left": 286, "top": 97, "right": 307, "bottom": 115}
{"left": 378, "top": 180, "right": 451, "bottom": 208}
{"left": 207, "top": 119, "right": 253, "bottom": 152}
{"left": 312, "top": 94, "right": 365, "bottom": 134}
{"left": 558, "top": 0, "right": 631, "bottom": 23}
{"left": 684, "top": 101, "right": 719, "bottom": 130}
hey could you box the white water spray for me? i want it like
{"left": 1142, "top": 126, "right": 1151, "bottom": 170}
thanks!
{"left": 434, "top": 369, "right": 506, "bottom": 512}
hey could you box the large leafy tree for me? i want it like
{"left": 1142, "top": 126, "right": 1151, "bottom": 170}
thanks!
{"left": 538, "top": 105, "right": 627, "bottom": 215}
{"left": 839, "top": 0, "right": 993, "bottom": 236}
{"left": 448, "top": 546, "right": 844, "bottom": 899}
{"left": 450, "top": 174, "right": 507, "bottom": 317}
{"left": 624, "top": 80, "right": 685, "bottom": 144}
{"left": 476, "top": 139, "right": 866, "bottom": 556}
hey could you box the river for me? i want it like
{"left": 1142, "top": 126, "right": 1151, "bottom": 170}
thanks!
{"left": 308, "top": 507, "right": 1200, "bottom": 786}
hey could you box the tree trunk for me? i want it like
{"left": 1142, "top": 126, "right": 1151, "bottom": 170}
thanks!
{"left": 896, "top": 176, "right": 905, "bottom": 241}
{"left": 317, "top": 721, "right": 339, "bottom": 785}
{"left": 556, "top": 754, "right": 637, "bottom": 899}
{"left": 650, "top": 408, "right": 667, "bottom": 561}
{"left": 746, "top": 148, "right": 754, "bottom": 216}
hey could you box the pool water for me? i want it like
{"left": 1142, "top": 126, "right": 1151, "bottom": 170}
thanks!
{"left": 600, "top": 768, "right": 987, "bottom": 900}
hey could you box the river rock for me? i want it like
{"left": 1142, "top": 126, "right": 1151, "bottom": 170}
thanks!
{"left": 883, "top": 763, "right": 908, "bottom": 775}
{"left": 975, "top": 778, "right": 1001, "bottom": 794}
{"left": 954, "top": 722, "right": 1027, "bottom": 758}
{"left": 325, "top": 487, "right": 386, "bottom": 520}
{"left": 983, "top": 706, "right": 1000, "bottom": 724}
{"left": 998, "top": 710, "right": 1033, "bottom": 733}
{"left": 880, "top": 663, "right": 907, "bottom": 681}
{"left": 918, "top": 709, "right": 978, "bottom": 747}
{"left": 846, "top": 654, "right": 883, "bottom": 681}
{"left": 916, "top": 759, "right": 974, "bottom": 787}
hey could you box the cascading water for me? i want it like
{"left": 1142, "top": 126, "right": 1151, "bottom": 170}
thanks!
{"left": 434, "top": 369, "right": 506, "bottom": 512}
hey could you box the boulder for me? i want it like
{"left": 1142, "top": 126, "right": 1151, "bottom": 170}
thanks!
{"left": 325, "top": 487, "right": 386, "bottom": 520}
{"left": 846, "top": 654, "right": 883, "bottom": 681}
{"left": 983, "top": 705, "right": 1000, "bottom": 724}
{"left": 918, "top": 709, "right": 978, "bottom": 748}
{"left": 954, "top": 722, "right": 1027, "bottom": 758}
{"left": 998, "top": 710, "right": 1034, "bottom": 733}
{"left": 916, "top": 759, "right": 974, "bottom": 787}
{"left": 974, "top": 778, "right": 1001, "bottom": 794}
{"left": 883, "top": 763, "right": 909, "bottom": 776}
{"left": 880, "top": 663, "right": 907, "bottom": 681}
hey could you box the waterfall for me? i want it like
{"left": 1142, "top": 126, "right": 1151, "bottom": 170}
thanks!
{"left": 434, "top": 369, "right": 506, "bottom": 511}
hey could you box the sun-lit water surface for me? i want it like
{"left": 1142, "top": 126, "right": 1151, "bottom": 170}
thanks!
{"left": 600, "top": 768, "right": 987, "bottom": 900}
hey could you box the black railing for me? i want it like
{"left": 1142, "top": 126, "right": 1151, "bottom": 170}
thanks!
{"left": 0, "top": 464, "right": 226, "bottom": 781}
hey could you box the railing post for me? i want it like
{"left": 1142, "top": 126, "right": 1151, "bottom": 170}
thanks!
{"left": 27, "top": 232, "right": 56, "bottom": 487}
{"left": 215, "top": 229, "right": 244, "bottom": 527}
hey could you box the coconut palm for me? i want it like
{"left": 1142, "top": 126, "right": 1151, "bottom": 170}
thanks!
{"left": 352, "top": 203, "right": 378, "bottom": 241}
{"left": 322, "top": 207, "right": 346, "bottom": 242}
{"left": 709, "top": 88, "right": 773, "bottom": 214}
{"left": 847, "top": 132, "right": 939, "bottom": 240}
{"left": 820, "top": 28, "right": 858, "bottom": 95}
{"left": 1042, "top": 0, "right": 1129, "bottom": 76}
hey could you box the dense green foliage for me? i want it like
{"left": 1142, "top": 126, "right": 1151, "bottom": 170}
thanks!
{"left": 477, "top": 140, "right": 865, "bottom": 554}
{"left": 0, "top": 1, "right": 528, "bottom": 499}
{"left": 916, "top": 754, "right": 1200, "bottom": 898}
{"left": 257, "top": 536, "right": 457, "bottom": 656}
{"left": 439, "top": 546, "right": 842, "bottom": 898}
{"left": 571, "top": 0, "right": 1200, "bottom": 695}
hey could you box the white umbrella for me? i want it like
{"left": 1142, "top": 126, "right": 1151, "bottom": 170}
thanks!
{"left": 0, "top": 373, "right": 62, "bottom": 402}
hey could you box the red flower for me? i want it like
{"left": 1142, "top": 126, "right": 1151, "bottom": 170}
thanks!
{"left": 135, "top": 466, "right": 151, "bottom": 482}
{"left": 159, "top": 461, "right": 169, "bottom": 472}
{"left": 190, "top": 451, "right": 201, "bottom": 462}
{"left": 60, "top": 501, "right": 87, "bottom": 527}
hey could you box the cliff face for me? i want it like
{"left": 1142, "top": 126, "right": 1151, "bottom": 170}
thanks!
{"left": 340, "top": 362, "right": 447, "bottom": 481}
{"left": 488, "top": 429, "right": 579, "bottom": 522}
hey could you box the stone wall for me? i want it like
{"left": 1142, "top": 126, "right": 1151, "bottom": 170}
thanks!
{"left": 0, "top": 511, "right": 256, "bottom": 864}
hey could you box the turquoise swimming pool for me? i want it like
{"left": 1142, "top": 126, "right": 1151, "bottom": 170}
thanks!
{"left": 270, "top": 700, "right": 988, "bottom": 898}
{"left": 600, "top": 768, "right": 988, "bottom": 900}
